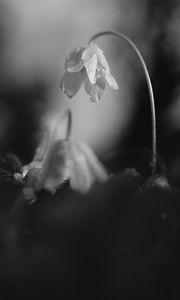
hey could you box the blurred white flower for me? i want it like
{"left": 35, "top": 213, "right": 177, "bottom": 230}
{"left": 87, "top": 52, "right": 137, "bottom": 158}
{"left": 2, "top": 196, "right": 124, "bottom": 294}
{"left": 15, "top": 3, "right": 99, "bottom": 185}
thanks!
{"left": 22, "top": 110, "right": 108, "bottom": 202}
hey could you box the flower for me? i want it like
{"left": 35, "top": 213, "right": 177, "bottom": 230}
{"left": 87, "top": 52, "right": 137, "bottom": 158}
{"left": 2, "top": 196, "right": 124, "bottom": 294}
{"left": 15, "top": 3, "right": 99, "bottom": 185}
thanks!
{"left": 60, "top": 43, "right": 119, "bottom": 102}
{"left": 23, "top": 139, "right": 108, "bottom": 197}
{"left": 22, "top": 110, "right": 108, "bottom": 201}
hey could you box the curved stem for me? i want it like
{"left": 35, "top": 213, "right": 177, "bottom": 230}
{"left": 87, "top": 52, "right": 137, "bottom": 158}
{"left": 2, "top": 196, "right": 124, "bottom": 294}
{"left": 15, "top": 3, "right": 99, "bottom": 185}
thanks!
{"left": 64, "top": 109, "right": 72, "bottom": 139}
{"left": 89, "top": 30, "right": 157, "bottom": 177}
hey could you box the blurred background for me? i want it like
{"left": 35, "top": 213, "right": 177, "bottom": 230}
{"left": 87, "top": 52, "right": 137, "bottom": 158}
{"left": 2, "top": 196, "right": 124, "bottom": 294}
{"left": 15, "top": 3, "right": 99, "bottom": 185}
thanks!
{"left": 0, "top": 0, "right": 180, "bottom": 181}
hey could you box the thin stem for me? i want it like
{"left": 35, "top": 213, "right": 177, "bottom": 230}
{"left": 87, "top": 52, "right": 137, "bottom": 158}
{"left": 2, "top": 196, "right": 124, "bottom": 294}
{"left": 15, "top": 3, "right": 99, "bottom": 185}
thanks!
{"left": 65, "top": 109, "right": 72, "bottom": 139}
{"left": 89, "top": 30, "right": 157, "bottom": 177}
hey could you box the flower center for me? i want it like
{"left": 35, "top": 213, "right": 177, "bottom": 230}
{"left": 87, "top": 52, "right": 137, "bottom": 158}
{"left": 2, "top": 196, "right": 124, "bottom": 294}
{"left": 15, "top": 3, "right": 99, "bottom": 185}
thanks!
{"left": 96, "top": 66, "right": 104, "bottom": 80}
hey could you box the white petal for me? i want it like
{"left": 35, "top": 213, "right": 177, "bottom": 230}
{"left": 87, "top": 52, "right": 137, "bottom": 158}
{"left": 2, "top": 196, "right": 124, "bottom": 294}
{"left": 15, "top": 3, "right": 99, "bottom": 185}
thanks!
{"left": 83, "top": 54, "right": 97, "bottom": 84}
{"left": 65, "top": 47, "right": 84, "bottom": 72}
{"left": 96, "top": 47, "right": 119, "bottom": 90}
{"left": 40, "top": 139, "right": 69, "bottom": 192}
{"left": 82, "top": 43, "right": 97, "bottom": 62}
{"left": 60, "top": 71, "right": 85, "bottom": 98}
{"left": 67, "top": 140, "right": 108, "bottom": 193}
{"left": 104, "top": 70, "right": 119, "bottom": 90}
{"left": 84, "top": 78, "right": 105, "bottom": 102}
{"left": 76, "top": 141, "right": 108, "bottom": 183}
{"left": 97, "top": 47, "right": 110, "bottom": 71}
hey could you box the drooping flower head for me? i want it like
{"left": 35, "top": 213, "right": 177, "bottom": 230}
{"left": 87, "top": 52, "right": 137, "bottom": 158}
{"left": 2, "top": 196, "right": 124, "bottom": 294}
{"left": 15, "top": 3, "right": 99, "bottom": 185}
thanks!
{"left": 22, "top": 110, "right": 108, "bottom": 203}
{"left": 60, "top": 43, "right": 118, "bottom": 102}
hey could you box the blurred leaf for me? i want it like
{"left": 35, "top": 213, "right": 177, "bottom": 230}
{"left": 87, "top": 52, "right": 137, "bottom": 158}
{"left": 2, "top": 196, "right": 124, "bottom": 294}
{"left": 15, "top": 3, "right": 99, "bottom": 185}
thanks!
{"left": 0, "top": 153, "right": 23, "bottom": 186}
